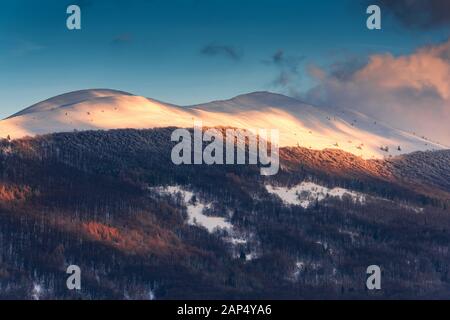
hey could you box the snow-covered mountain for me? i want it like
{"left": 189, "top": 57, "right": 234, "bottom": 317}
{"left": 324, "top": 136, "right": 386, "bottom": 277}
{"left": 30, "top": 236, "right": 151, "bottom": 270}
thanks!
{"left": 0, "top": 89, "right": 445, "bottom": 159}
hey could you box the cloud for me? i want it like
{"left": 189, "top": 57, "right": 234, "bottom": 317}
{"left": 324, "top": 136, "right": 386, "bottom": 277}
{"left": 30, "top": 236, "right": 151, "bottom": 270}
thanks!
{"left": 111, "top": 33, "right": 133, "bottom": 45}
{"left": 263, "top": 50, "right": 305, "bottom": 96}
{"left": 303, "top": 38, "right": 450, "bottom": 146}
{"left": 1, "top": 39, "right": 45, "bottom": 57}
{"left": 378, "top": 0, "right": 450, "bottom": 29}
{"left": 265, "top": 49, "right": 304, "bottom": 74}
{"left": 200, "top": 44, "right": 242, "bottom": 61}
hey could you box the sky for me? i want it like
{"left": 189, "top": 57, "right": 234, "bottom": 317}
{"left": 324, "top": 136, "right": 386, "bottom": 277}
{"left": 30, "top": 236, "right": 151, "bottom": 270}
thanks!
{"left": 0, "top": 0, "right": 449, "bottom": 144}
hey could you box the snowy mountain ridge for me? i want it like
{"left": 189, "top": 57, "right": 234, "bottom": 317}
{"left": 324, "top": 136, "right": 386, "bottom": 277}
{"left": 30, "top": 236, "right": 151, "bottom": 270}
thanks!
{"left": 0, "top": 89, "right": 445, "bottom": 159}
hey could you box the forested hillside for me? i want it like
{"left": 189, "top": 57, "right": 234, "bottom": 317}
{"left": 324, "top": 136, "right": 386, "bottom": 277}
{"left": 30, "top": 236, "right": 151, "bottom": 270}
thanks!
{"left": 0, "top": 128, "right": 449, "bottom": 299}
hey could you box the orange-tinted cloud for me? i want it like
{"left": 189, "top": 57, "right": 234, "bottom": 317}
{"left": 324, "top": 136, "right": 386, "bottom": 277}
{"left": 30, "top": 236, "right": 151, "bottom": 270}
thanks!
{"left": 305, "top": 39, "right": 450, "bottom": 146}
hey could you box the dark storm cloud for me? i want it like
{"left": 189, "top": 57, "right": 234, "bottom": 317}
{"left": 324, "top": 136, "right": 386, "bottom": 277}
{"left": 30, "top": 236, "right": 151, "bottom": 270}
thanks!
{"left": 200, "top": 44, "right": 242, "bottom": 61}
{"left": 378, "top": 0, "right": 450, "bottom": 29}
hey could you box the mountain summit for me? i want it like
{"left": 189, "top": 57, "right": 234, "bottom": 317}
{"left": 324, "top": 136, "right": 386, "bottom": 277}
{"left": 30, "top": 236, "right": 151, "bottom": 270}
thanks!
{"left": 6, "top": 89, "right": 134, "bottom": 119}
{"left": 0, "top": 89, "right": 444, "bottom": 159}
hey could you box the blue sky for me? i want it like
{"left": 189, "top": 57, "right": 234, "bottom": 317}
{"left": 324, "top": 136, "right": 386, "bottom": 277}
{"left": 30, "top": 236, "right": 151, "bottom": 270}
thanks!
{"left": 0, "top": 0, "right": 449, "bottom": 119}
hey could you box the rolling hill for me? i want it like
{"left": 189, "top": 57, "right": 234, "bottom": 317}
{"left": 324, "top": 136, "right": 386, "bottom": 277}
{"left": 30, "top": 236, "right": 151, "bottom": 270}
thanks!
{"left": 0, "top": 89, "right": 445, "bottom": 159}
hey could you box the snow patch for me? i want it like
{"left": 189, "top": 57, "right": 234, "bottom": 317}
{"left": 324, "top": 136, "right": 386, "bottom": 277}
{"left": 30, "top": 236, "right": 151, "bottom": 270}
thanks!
{"left": 148, "top": 288, "right": 156, "bottom": 300}
{"left": 265, "top": 182, "right": 365, "bottom": 208}
{"left": 293, "top": 261, "right": 305, "bottom": 280}
{"left": 31, "top": 283, "right": 43, "bottom": 300}
{"left": 338, "top": 229, "right": 359, "bottom": 243}
{"left": 245, "top": 252, "right": 258, "bottom": 261}
{"left": 151, "top": 186, "right": 259, "bottom": 261}
{"left": 153, "top": 186, "right": 232, "bottom": 233}
{"left": 228, "top": 237, "right": 248, "bottom": 245}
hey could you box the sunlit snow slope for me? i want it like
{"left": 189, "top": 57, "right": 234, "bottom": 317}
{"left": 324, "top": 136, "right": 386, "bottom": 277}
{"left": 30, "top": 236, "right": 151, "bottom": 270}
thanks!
{"left": 0, "top": 89, "right": 445, "bottom": 159}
